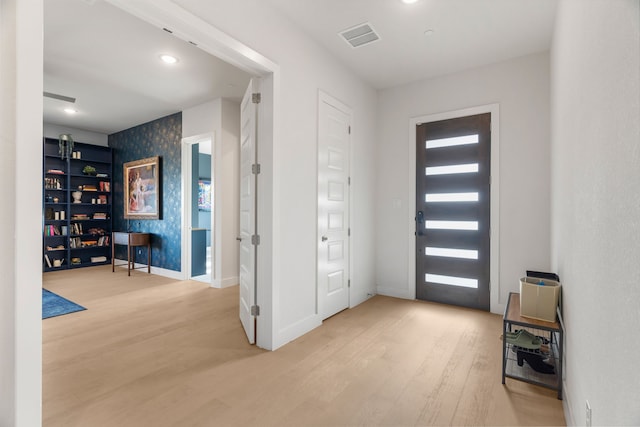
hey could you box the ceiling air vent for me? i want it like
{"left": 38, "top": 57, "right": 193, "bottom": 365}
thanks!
{"left": 339, "top": 22, "right": 380, "bottom": 48}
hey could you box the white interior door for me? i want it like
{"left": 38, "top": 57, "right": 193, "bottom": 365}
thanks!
{"left": 239, "top": 79, "right": 258, "bottom": 343}
{"left": 318, "top": 94, "right": 351, "bottom": 320}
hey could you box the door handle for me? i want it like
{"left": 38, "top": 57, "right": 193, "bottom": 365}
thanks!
{"left": 416, "top": 211, "right": 424, "bottom": 236}
{"left": 321, "top": 236, "right": 328, "bottom": 242}
{"left": 236, "top": 237, "right": 242, "bottom": 242}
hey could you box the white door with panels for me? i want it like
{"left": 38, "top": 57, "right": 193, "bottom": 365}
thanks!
{"left": 318, "top": 94, "right": 351, "bottom": 320}
{"left": 239, "top": 78, "right": 259, "bottom": 343}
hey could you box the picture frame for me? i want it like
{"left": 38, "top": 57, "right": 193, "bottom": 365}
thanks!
{"left": 198, "top": 179, "right": 212, "bottom": 211}
{"left": 124, "top": 156, "right": 160, "bottom": 219}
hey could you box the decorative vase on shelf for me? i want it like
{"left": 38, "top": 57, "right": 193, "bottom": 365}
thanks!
{"left": 72, "top": 190, "right": 82, "bottom": 204}
{"left": 58, "top": 134, "right": 74, "bottom": 160}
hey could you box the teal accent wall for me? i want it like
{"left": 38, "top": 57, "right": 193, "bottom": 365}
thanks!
{"left": 197, "top": 153, "right": 212, "bottom": 245}
{"left": 192, "top": 145, "right": 200, "bottom": 228}
{"left": 198, "top": 153, "right": 211, "bottom": 178}
{"left": 108, "top": 113, "right": 182, "bottom": 271}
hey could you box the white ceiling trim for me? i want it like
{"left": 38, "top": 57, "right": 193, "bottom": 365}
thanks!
{"left": 105, "top": 0, "right": 279, "bottom": 76}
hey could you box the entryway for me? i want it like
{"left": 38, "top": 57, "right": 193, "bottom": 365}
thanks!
{"left": 415, "top": 113, "right": 491, "bottom": 311}
{"left": 182, "top": 134, "right": 214, "bottom": 285}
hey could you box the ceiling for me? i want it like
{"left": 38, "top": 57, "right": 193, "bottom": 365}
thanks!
{"left": 43, "top": 0, "right": 253, "bottom": 135}
{"left": 265, "top": 0, "right": 558, "bottom": 89}
{"left": 44, "top": 0, "right": 557, "bottom": 135}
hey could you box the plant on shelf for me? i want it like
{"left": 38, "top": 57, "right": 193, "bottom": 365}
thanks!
{"left": 82, "top": 165, "right": 97, "bottom": 176}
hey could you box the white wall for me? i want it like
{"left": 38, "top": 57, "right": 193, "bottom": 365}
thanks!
{"left": 220, "top": 99, "right": 241, "bottom": 287}
{"left": 0, "top": 0, "right": 43, "bottom": 425}
{"left": 43, "top": 122, "right": 109, "bottom": 146}
{"left": 376, "top": 52, "right": 551, "bottom": 313}
{"left": 173, "top": 0, "right": 378, "bottom": 348}
{"left": 551, "top": 0, "right": 640, "bottom": 424}
{"left": 183, "top": 98, "right": 241, "bottom": 288}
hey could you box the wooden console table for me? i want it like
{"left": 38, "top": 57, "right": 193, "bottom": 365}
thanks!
{"left": 112, "top": 232, "right": 151, "bottom": 276}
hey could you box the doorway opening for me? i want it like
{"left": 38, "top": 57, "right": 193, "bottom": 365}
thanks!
{"left": 106, "top": 3, "right": 278, "bottom": 349}
{"left": 182, "top": 134, "right": 215, "bottom": 285}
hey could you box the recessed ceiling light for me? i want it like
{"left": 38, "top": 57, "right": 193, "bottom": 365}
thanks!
{"left": 64, "top": 108, "right": 77, "bottom": 114}
{"left": 424, "top": 29, "right": 435, "bottom": 36}
{"left": 402, "top": 0, "right": 419, "bottom": 4}
{"left": 160, "top": 54, "right": 178, "bottom": 64}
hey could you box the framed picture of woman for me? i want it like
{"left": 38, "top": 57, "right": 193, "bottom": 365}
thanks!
{"left": 123, "top": 156, "right": 160, "bottom": 219}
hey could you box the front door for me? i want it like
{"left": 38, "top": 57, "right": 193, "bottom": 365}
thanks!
{"left": 318, "top": 95, "right": 351, "bottom": 320}
{"left": 415, "top": 113, "right": 491, "bottom": 310}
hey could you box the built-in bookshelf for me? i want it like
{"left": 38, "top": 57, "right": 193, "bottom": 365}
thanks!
{"left": 43, "top": 138, "right": 113, "bottom": 272}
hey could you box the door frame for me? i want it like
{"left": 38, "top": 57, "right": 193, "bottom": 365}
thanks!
{"left": 181, "top": 133, "right": 219, "bottom": 286}
{"left": 106, "top": 0, "right": 279, "bottom": 349}
{"left": 316, "top": 90, "right": 352, "bottom": 319}
{"left": 408, "top": 104, "right": 501, "bottom": 313}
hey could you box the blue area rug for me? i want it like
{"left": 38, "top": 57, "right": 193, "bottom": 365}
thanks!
{"left": 42, "top": 289, "right": 86, "bottom": 319}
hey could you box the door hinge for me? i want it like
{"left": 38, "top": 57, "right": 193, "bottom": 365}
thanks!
{"left": 252, "top": 163, "right": 261, "bottom": 174}
{"left": 348, "top": 279, "right": 351, "bottom": 288}
{"left": 251, "top": 234, "right": 260, "bottom": 245}
{"left": 252, "top": 93, "right": 261, "bottom": 104}
{"left": 348, "top": 125, "right": 351, "bottom": 135}
{"left": 348, "top": 228, "right": 351, "bottom": 237}
{"left": 348, "top": 176, "right": 351, "bottom": 185}
{"left": 251, "top": 305, "right": 260, "bottom": 316}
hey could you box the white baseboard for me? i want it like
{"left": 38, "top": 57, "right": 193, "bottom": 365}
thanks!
{"left": 376, "top": 285, "right": 414, "bottom": 300}
{"left": 274, "top": 313, "right": 321, "bottom": 350}
{"left": 350, "top": 289, "right": 376, "bottom": 308}
{"left": 113, "top": 258, "right": 183, "bottom": 280}
{"left": 221, "top": 276, "right": 238, "bottom": 288}
{"left": 562, "top": 379, "right": 574, "bottom": 425}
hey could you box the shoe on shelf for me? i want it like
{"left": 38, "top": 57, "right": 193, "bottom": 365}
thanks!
{"left": 506, "top": 329, "right": 551, "bottom": 347}
{"left": 506, "top": 330, "right": 542, "bottom": 350}
{"left": 517, "top": 350, "right": 555, "bottom": 374}
{"left": 511, "top": 345, "right": 550, "bottom": 357}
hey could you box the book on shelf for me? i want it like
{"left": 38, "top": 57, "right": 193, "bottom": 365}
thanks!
{"left": 71, "top": 214, "right": 89, "bottom": 220}
{"left": 44, "top": 225, "right": 61, "bottom": 236}
{"left": 93, "top": 212, "right": 107, "bottom": 220}
{"left": 82, "top": 185, "right": 98, "bottom": 191}
{"left": 90, "top": 256, "right": 107, "bottom": 263}
{"left": 71, "top": 222, "right": 84, "bottom": 235}
{"left": 44, "top": 177, "right": 62, "bottom": 189}
{"left": 46, "top": 169, "right": 64, "bottom": 175}
{"left": 96, "top": 173, "right": 108, "bottom": 178}
{"left": 98, "top": 195, "right": 107, "bottom": 204}
{"left": 97, "top": 235, "right": 110, "bottom": 246}
{"left": 99, "top": 181, "right": 110, "bottom": 192}
{"left": 44, "top": 254, "right": 52, "bottom": 268}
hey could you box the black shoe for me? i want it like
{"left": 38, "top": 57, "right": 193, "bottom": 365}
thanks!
{"left": 517, "top": 350, "right": 555, "bottom": 374}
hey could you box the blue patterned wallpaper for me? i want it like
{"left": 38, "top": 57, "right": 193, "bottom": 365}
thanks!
{"left": 108, "top": 113, "right": 182, "bottom": 271}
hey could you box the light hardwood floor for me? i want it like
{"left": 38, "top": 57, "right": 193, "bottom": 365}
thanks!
{"left": 43, "top": 266, "right": 565, "bottom": 426}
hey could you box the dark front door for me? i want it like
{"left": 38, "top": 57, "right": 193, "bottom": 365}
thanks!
{"left": 415, "top": 113, "right": 491, "bottom": 311}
